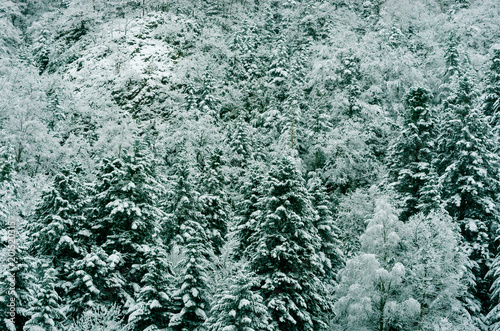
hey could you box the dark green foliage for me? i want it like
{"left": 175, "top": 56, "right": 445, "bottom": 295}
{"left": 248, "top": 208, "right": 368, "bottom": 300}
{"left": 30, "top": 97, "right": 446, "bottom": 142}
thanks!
{"left": 208, "top": 270, "right": 271, "bottom": 331}
{"left": 233, "top": 161, "right": 266, "bottom": 260}
{"left": 30, "top": 164, "right": 87, "bottom": 260}
{"left": 436, "top": 72, "right": 500, "bottom": 315}
{"left": 28, "top": 164, "right": 89, "bottom": 319}
{"left": 388, "top": 87, "right": 436, "bottom": 221}
{"left": 248, "top": 155, "right": 330, "bottom": 331}
{"left": 72, "top": 143, "right": 167, "bottom": 315}
{"left": 165, "top": 162, "right": 199, "bottom": 247}
{"left": 307, "top": 172, "right": 344, "bottom": 280}
{"left": 128, "top": 244, "right": 173, "bottom": 330}
{"left": 483, "top": 45, "right": 500, "bottom": 127}
{"left": 0, "top": 146, "right": 13, "bottom": 182}
{"left": 198, "top": 148, "right": 229, "bottom": 254}
{"left": 169, "top": 220, "right": 211, "bottom": 331}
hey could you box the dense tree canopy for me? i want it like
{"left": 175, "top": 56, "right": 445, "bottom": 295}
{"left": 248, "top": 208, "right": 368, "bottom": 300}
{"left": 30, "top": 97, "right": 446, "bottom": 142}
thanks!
{"left": 1, "top": 0, "right": 500, "bottom": 329}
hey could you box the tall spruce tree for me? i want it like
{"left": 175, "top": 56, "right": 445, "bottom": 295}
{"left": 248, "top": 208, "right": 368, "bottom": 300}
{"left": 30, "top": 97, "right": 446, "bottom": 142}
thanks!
{"left": 80, "top": 142, "right": 167, "bottom": 314}
{"left": 169, "top": 220, "right": 211, "bottom": 331}
{"left": 165, "top": 162, "right": 199, "bottom": 248}
{"left": 247, "top": 154, "right": 330, "bottom": 331}
{"left": 233, "top": 161, "right": 266, "bottom": 260}
{"left": 198, "top": 148, "right": 230, "bottom": 255}
{"left": 28, "top": 164, "right": 89, "bottom": 319}
{"left": 127, "top": 243, "right": 173, "bottom": 330}
{"left": 435, "top": 71, "right": 500, "bottom": 315}
{"left": 483, "top": 44, "right": 500, "bottom": 128}
{"left": 208, "top": 270, "right": 271, "bottom": 331}
{"left": 307, "top": 172, "right": 344, "bottom": 280}
{"left": 388, "top": 87, "right": 435, "bottom": 221}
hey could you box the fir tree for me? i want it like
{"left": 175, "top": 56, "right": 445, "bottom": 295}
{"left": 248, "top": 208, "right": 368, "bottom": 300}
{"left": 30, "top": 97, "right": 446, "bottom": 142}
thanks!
{"left": 207, "top": 270, "right": 271, "bottom": 331}
{"left": 128, "top": 244, "right": 173, "bottom": 330}
{"left": 436, "top": 71, "right": 500, "bottom": 315}
{"left": 169, "top": 220, "right": 211, "bottom": 331}
{"left": 28, "top": 164, "right": 89, "bottom": 318}
{"left": 233, "top": 161, "right": 266, "bottom": 260}
{"left": 248, "top": 154, "right": 330, "bottom": 331}
{"left": 82, "top": 142, "right": 167, "bottom": 313}
{"left": 483, "top": 44, "right": 500, "bottom": 127}
{"left": 198, "top": 148, "right": 230, "bottom": 255}
{"left": 388, "top": 87, "right": 435, "bottom": 221}
{"left": 29, "top": 164, "right": 87, "bottom": 260}
{"left": 24, "top": 268, "right": 65, "bottom": 331}
{"left": 307, "top": 172, "right": 344, "bottom": 280}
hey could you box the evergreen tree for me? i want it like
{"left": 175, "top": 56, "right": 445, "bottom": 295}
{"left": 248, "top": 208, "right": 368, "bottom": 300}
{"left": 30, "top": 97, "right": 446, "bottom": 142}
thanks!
{"left": 169, "top": 220, "right": 211, "bottom": 331}
{"left": 81, "top": 142, "right": 167, "bottom": 313}
{"left": 28, "top": 164, "right": 89, "bottom": 319}
{"left": 207, "top": 270, "right": 271, "bottom": 331}
{"left": 29, "top": 164, "right": 87, "bottom": 260}
{"left": 24, "top": 268, "right": 65, "bottom": 331}
{"left": 436, "top": 71, "right": 500, "bottom": 315}
{"left": 483, "top": 44, "right": 500, "bottom": 127}
{"left": 307, "top": 172, "right": 344, "bottom": 280}
{"left": 388, "top": 87, "right": 435, "bottom": 221}
{"left": 248, "top": 154, "right": 330, "bottom": 331}
{"left": 198, "top": 148, "right": 230, "bottom": 255}
{"left": 128, "top": 244, "right": 173, "bottom": 330}
{"left": 229, "top": 119, "right": 253, "bottom": 168}
{"left": 233, "top": 161, "right": 266, "bottom": 260}
{"left": 443, "top": 34, "right": 461, "bottom": 82}
{"left": 165, "top": 162, "right": 199, "bottom": 248}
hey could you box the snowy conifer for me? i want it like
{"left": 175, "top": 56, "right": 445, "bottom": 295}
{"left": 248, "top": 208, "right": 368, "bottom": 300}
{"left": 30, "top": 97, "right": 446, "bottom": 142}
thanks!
{"left": 169, "top": 220, "right": 211, "bottom": 331}
{"left": 483, "top": 44, "right": 500, "bottom": 127}
{"left": 207, "top": 270, "right": 271, "bottom": 331}
{"left": 198, "top": 148, "right": 230, "bottom": 254}
{"left": 307, "top": 172, "right": 344, "bottom": 280}
{"left": 436, "top": 71, "right": 500, "bottom": 311}
{"left": 388, "top": 87, "right": 435, "bottom": 221}
{"left": 24, "top": 268, "right": 65, "bottom": 331}
{"left": 248, "top": 155, "right": 330, "bottom": 331}
{"left": 128, "top": 244, "right": 173, "bottom": 330}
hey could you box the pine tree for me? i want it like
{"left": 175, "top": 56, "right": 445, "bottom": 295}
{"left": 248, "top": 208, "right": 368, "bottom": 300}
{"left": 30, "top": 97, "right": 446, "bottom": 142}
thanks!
{"left": 443, "top": 34, "right": 460, "bottom": 82}
{"left": 81, "top": 142, "right": 167, "bottom": 313}
{"left": 198, "top": 148, "right": 230, "bottom": 255}
{"left": 207, "top": 270, "right": 271, "bottom": 331}
{"left": 487, "top": 253, "right": 500, "bottom": 330}
{"left": 24, "top": 268, "right": 65, "bottom": 331}
{"left": 229, "top": 119, "right": 253, "bottom": 168}
{"left": 169, "top": 220, "right": 211, "bottom": 331}
{"left": 388, "top": 87, "right": 436, "bottom": 221}
{"left": 248, "top": 155, "right": 330, "bottom": 331}
{"left": 28, "top": 164, "right": 89, "bottom": 318}
{"left": 307, "top": 172, "right": 344, "bottom": 280}
{"left": 483, "top": 44, "right": 500, "bottom": 127}
{"left": 165, "top": 162, "right": 199, "bottom": 248}
{"left": 30, "top": 164, "right": 87, "bottom": 260}
{"left": 436, "top": 71, "right": 500, "bottom": 315}
{"left": 128, "top": 244, "right": 173, "bottom": 330}
{"left": 233, "top": 161, "right": 266, "bottom": 260}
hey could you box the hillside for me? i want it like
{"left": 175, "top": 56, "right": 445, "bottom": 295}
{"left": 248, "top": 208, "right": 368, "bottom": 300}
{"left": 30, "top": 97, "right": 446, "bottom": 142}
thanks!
{"left": 1, "top": 0, "right": 500, "bottom": 330}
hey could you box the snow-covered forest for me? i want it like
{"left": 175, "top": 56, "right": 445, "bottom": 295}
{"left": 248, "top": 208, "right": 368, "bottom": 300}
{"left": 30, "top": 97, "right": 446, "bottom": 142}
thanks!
{"left": 1, "top": 0, "right": 500, "bottom": 329}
